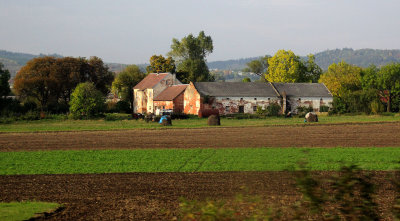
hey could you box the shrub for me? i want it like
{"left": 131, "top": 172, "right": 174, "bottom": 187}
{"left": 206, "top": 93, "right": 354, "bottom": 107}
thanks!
{"left": 256, "top": 106, "right": 268, "bottom": 115}
{"left": 319, "top": 105, "right": 329, "bottom": 112}
{"left": 266, "top": 103, "right": 281, "bottom": 116}
{"left": 170, "top": 113, "right": 189, "bottom": 119}
{"left": 69, "top": 82, "right": 105, "bottom": 119}
{"left": 296, "top": 106, "right": 313, "bottom": 117}
{"left": 115, "top": 100, "right": 131, "bottom": 113}
{"left": 370, "top": 100, "right": 384, "bottom": 114}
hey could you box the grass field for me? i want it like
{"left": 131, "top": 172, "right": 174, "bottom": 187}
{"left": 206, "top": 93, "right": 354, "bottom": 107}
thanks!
{"left": 0, "top": 114, "right": 400, "bottom": 132}
{"left": 0, "top": 201, "right": 60, "bottom": 221}
{"left": 1, "top": 147, "right": 399, "bottom": 175}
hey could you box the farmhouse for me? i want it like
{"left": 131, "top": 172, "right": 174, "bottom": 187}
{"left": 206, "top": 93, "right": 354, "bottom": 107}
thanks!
{"left": 133, "top": 73, "right": 181, "bottom": 114}
{"left": 153, "top": 84, "right": 188, "bottom": 115}
{"left": 133, "top": 73, "right": 333, "bottom": 115}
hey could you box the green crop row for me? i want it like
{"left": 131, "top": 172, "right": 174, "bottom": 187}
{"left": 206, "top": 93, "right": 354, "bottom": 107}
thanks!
{"left": 0, "top": 147, "right": 399, "bottom": 175}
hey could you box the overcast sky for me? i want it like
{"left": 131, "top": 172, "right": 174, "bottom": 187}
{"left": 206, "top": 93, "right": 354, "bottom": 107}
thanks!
{"left": 1, "top": 0, "right": 399, "bottom": 64}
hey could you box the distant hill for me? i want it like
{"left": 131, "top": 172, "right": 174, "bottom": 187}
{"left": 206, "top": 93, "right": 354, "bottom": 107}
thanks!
{"left": 0, "top": 50, "right": 135, "bottom": 77}
{"left": 2, "top": 48, "right": 400, "bottom": 78}
{"left": 207, "top": 57, "right": 260, "bottom": 70}
{"left": 207, "top": 48, "right": 400, "bottom": 71}
{"left": 312, "top": 48, "right": 400, "bottom": 70}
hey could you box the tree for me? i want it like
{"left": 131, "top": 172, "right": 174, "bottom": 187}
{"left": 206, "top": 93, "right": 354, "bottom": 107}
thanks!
{"left": 0, "top": 62, "right": 11, "bottom": 99}
{"left": 318, "top": 61, "right": 362, "bottom": 97}
{"left": 146, "top": 55, "right": 176, "bottom": 73}
{"left": 243, "top": 55, "right": 270, "bottom": 76}
{"left": 167, "top": 31, "right": 214, "bottom": 83}
{"left": 112, "top": 65, "right": 146, "bottom": 113}
{"left": 69, "top": 82, "right": 105, "bottom": 119}
{"left": 377, "top": 63, "right": 400, "bottom": 112}
{"left": 266, "top": 50, "right": 306, "bottom": 83}
{"left": 361, "top": 64, "right": 379, "bottom": 90}
{"left": 13, "top": 56, "right": 114, "bottom": 113}
{"left": 87, "top": 56, "right": 114, "bottom": 95}
{"left": 13, "top": 57, "right": 58, "bottom": 112}
{"left": 304, "top": 54, "right": 322, "bottom": 83}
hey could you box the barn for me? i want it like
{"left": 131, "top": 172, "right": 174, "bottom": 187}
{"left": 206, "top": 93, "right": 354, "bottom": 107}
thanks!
{"left": 183, "top": 82, "right": 281, "bottom": 115}
{"left": 271, "top": 83, "right": 333, "bottom": 114}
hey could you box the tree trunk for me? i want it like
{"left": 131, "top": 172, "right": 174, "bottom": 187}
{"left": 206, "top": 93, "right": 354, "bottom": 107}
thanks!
{"left": 387, "top": 91, "right": 391, "bottom": 112}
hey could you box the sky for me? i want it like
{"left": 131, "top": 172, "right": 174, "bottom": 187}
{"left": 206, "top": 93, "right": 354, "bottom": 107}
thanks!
{"left": 1, "top": 0, "right": 399, "bottom": 64}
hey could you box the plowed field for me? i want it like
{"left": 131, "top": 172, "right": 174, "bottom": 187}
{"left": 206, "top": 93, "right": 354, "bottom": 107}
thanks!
{"left": 1, "top": 123, "right": 399, "bottom": 220}
{"left": 0, "top": 172, "right": 397, "bottom": 220}
{"left": 1, "top": 122, "right": 400, "bottom": 151}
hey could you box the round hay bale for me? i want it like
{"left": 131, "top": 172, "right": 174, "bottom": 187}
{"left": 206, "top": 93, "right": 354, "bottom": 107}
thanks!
{"left": 305, "top": 112, "right": 318, "bottom": 122}
{"left": 207, "top": 114, "right": 220, "bottom": 126}
{"left": 161, "top": 116, "right": 172, "bottom": 126}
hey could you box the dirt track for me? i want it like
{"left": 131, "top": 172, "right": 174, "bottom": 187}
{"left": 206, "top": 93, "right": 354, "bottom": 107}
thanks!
{"left": 0, "top": 172, "right": 397, "bottom": 220}
{"left": 1, "top": 122, "right": 400, "bottom": 151}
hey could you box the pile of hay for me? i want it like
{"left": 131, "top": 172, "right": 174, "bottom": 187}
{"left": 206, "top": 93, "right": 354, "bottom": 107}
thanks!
{"left": 207, "top": 115, "right": 220, "bottom": 126}
{"left": 305, "top": 112, "right": 318, "bottom": 122}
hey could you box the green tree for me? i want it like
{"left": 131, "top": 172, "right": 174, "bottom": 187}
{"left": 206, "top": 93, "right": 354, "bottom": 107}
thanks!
{"left": 243, "top": 55, "right": 270, "bottom": 76}
{"left": 167, "top": 31, "right": 214, "bottom": 83}
{"left": 361, "top": 64, "right": 380, "bottom": 90}
{"left": 319, "top": 61, "right": 362, "bottom": 97}
{"left": 146, "top": 55, "right": 176, "bottom": 73}
{"left": 304, "top": 54, "right": 322, "bottom": 83}
{"left": 112, "top": 65, "right": 146, "bottom": 114}
{"left": 266, "top": 50, "right": 306, "bottom": 82}
{"left": 0, "top": 62, "right": 11, "bottom": 99}
{"left": 377, "top": 63, "right": 400, "bottom": 112}
{"left": 69, "top": 82, "right": 105, "bottom": 119}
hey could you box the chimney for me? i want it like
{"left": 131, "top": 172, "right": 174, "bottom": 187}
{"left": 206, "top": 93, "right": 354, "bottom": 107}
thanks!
{"left": 172, "top": 73, "right": 176, "bottom": 85}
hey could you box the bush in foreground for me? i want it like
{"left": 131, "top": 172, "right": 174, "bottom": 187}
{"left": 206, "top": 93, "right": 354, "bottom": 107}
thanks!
{"left": 69, "top": 82, "right": 105, "bottom": 119}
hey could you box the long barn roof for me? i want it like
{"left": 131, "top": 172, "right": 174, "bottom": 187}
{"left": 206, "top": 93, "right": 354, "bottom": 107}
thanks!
{"left": 271, "top": 83, "right": 332, "bottom": 97}
{"left": 193, "top": 82, "right": 280, "bottom": 97}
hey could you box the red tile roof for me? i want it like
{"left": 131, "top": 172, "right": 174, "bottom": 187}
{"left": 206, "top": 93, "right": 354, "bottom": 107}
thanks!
{"left": 133, "top": 73, "right": 169, "bottom": 90}
{"left": 154, "top": 85, "right": 188, "bottom": 101}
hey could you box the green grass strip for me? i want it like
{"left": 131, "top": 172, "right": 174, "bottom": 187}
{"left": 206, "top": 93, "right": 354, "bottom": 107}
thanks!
{"left": 0, "top": 201, "right": 60, "bottom": 221}
{"left": 1, "top": 114, "right": 400, "bottom": 132}
{"left": 0, "top": 147, "right": 399, "bottom": 175}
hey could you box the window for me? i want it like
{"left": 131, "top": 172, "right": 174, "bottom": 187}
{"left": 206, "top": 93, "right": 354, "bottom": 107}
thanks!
{"left": 253, "top": 106, "right": 257, "bottom": 111}
{"left": 268, "top": 98, "right": 270, "bottom": 101}
{"left": 298, "top": 98, "right": 301, "bottom": 101}
{"left": 162, "top": 106, "right": 165, "bottom": 110}
{"left": 240, "top": 98, "right": 243, "bottom": 101}
{"left": 254, "top": 98, "right": 257, "bottom": 100}
{"left": 225, "top": 106, "right": 229, "bottom": 112}
{"left": 226, "top": 98, "right": 230, "bottom": 100}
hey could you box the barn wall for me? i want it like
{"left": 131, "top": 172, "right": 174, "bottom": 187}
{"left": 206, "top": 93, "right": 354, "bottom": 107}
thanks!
{"left": 183, "top": 83, "right": 202, "bottom": 115}
{"left": 173, "top": 92, "right": 185, "bottom": 113}
{"left": 287, "top": 96, "right": 333, "bottom": 113}
{"left": 211, "top": 97, "right": 280, "bottom": 115}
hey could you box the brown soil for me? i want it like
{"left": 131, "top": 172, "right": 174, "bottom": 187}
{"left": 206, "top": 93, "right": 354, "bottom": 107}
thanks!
{"left": 1, "top": 122, "right": 400, "bottom": 151}
{"left": 0, "top": 171, "right": 397, "bottom": 220}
